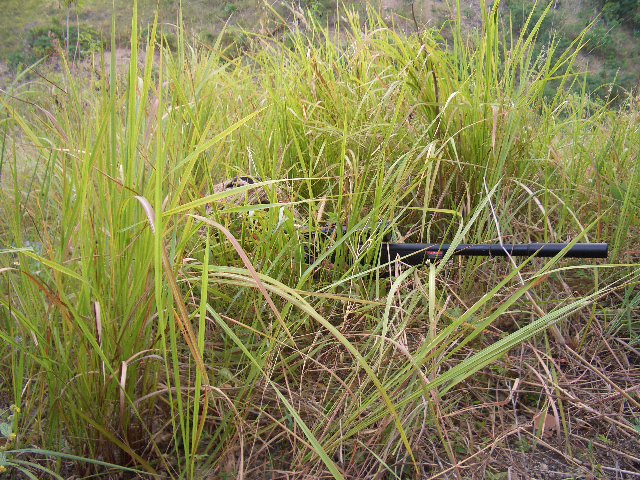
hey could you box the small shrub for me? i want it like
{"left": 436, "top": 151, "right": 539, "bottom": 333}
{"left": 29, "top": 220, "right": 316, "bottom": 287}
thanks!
{"left": 222, "top": 2, "right": 238, "bottom": 17}
{"left": 77, "top": 28, "right": 104, "bottom": 56}
{"left": 25, "top": 23, "right": 65, "bottom": 59}
{"left": 301, "top": 0, "right": 335, "bottom": 20}
{"left": 584, "top": 24, "right": 616, "bottom": 57}
{"left": 7, "top": 21, "right": 104, "bottom": 72}
{"left": 7, "top": 51, "right": 28, "bottom": 72}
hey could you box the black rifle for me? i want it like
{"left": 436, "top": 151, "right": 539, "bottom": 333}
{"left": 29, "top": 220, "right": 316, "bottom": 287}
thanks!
{"left": 307, "top": 225, "right": 608, "bottom": 265}
{"left": 379, "top": 242, "right": 608, "bottom": 265}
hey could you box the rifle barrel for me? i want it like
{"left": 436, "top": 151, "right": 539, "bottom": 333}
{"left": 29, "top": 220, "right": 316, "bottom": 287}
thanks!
{"left": 380, "top": 243, "right": 608, "bottom": 265}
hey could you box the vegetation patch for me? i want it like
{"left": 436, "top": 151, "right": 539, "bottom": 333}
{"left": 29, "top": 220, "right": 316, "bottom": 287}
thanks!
{"left": 0, "top": 2, "right": 639, "bottom": 478}
{"left": 8, "top": 20, "right": 104, "bottom": 72}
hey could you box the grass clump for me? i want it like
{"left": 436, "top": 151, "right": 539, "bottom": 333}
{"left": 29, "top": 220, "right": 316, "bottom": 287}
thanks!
{"left": 0, "top": 1, "right": 639, "bottom": 478}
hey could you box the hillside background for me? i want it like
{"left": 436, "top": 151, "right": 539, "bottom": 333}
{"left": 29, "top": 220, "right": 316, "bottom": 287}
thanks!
{"left": 1, "top": 0, "right": 639, "bottom": 99}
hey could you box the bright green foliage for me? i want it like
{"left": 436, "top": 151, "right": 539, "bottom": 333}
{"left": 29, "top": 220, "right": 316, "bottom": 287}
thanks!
{"left": 0, "top": 2, "right": 638, "bottom": 478}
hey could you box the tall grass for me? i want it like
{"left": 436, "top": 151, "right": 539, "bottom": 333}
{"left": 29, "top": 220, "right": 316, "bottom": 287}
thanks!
{"left": 0, "top": 1, "right": 638, "bottom": 477}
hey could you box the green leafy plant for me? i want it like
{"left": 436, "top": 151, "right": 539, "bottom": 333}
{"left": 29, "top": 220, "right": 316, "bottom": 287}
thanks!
{"left": 8, "top": 21, "right": 103, "bottom": 71}
{"left": 222, "top": 2, "right": 237, "bottom": 17}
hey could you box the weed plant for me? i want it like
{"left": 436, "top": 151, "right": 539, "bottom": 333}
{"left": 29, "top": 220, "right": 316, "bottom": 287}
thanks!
{"left": 0, "top": 1, "right": 639, "bottom": 478}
